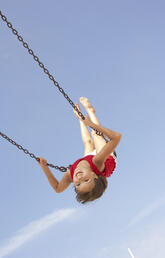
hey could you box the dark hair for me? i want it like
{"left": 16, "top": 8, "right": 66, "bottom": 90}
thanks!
{"left": 74, "top": 175, "right": 108, "bottom": 204}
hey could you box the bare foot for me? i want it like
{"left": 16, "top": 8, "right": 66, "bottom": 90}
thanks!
{"left": 79, "top": 97, "right": 96, "bottom": 113}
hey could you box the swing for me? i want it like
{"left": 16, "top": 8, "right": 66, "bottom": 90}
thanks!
{"left": 0, "top": 10, "right": 115, "bottom": 172}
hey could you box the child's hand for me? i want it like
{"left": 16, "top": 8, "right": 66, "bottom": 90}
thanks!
{"left": 73, "top": 103, "right": 83, "bottom": 120}
{"left": 37, "top": 157, "right": 48, "bottom": 167}
{"left": 73, "top": 103, "right": 93, "bottom": 126}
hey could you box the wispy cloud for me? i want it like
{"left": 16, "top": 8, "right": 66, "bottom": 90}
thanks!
{"left": 134, "top": 220, "right": 165, "bottom": 258}
{"left": 128, "top": 247, "right": 135, "bottom": 258}
{"left": 121, "top": 218, "right": 165, "bottom": 258}
{"left": 97, "top": 219, "right": 165, "bottom": 258}
{"left": 126, "top": 193, "right": 165, "bottom": 228}
{"left": 0, "top": 208, "right": 77, "bottom": 258}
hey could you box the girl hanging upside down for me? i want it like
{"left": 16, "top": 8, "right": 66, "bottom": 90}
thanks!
{"left": 38, "top": 97, "right": 122, "bottom": 204}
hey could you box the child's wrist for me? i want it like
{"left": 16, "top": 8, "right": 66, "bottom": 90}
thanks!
{"left": 87, "top": 121, "right": 95, "bottom": 127}
{"left": 40, "top": 164, "right": 48, "bottom": 169}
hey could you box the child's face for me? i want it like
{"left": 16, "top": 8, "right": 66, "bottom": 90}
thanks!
{"left": 73, "top": 168, "right": 98, "bottom": 193}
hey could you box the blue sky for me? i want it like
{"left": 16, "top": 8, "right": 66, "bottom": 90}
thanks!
{"left": 0, "top": 0, "right": 165, "bottom": 257}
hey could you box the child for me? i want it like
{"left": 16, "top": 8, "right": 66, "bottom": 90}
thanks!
{"left": 38, "top": 97, "right": 122, "bottom": 204}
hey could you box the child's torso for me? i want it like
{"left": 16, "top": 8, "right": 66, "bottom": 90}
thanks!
{"left": 70, "top": 158, "right": 104, "bottom": 181}
{"left": 75, "top": 159, "right": 91, "bottom": 173}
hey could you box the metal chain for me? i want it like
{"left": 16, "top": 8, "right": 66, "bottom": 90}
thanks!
{"left": 0, "top": 131, "right": 70, "bottom": 172}
{"left": 0, "top": 10, "right": 109, "bottom": 171}
{"left": 0, "top": 10, "right": 84, "bottom": 120}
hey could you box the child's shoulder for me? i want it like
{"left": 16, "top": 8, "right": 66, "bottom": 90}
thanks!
{"left": 66, "top": 169, "right": 73, "bottom": 182}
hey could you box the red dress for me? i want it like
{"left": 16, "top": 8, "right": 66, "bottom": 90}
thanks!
{"left": 70, "top": 155, "right": 116, "bottom": 180}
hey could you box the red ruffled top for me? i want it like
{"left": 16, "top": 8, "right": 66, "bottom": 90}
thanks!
{"left": 70, "top": 155, "right": 116, "bottom": 180}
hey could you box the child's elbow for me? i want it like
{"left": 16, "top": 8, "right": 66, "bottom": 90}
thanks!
{"left": 52, "top": 184, "right": 61, "bottom": 193}
{"left": 55, "top": 185, "right": 65, "bottom": 193}
{"left": 114, "top": 133, "right": 122, "bottom": 146}
{"left": 116, "top": 133, "right": 122, "bottom": 141}
{"left": 55, "top": 187, "right": 62, "bottom": 193}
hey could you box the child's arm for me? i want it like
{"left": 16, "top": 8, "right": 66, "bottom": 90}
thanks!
{"left": 84, "top": 117, "right": 122, "bottom": 169}
{"left": 38, "top": 158, "right": 72, "bottom": 193}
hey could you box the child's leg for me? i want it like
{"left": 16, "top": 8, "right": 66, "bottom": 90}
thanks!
{"left": 79, "top": 97, "right": 106, "bottom": 153}
{"left": 74, "top": 104, "right": 95, "bottom": 156}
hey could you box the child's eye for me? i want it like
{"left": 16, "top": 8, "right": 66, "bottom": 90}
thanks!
{"left": 76, "top": 183, "right": 80, "bottom": 186}
{"left": 85, "top": 179, "right": 89, "bottom": 182}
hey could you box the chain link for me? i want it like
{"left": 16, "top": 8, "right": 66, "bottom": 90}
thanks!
{"left": 0, "top": 131, "right": 70, "bottom": 172}
{"left": 0, "top": 10, "right": 85, "bottom": 120}
{"left": 0, "top": 10, "right": 109, "bottom": 171}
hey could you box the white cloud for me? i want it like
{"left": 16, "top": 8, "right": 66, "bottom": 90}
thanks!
{"left": 126, "top": 193, "right": 165, "bottom": 228}
{"left": 95, "top": 194, "right": 165, "bottom": 258}
{"left": 0, "top": 208, "right": 77, "bottom": 258}
{"left": 97, "top": 219, "right": 165, "bottom": 258}
{"left": 128, "top": 248, "right": 135, "bottom": 258}
{"left": 122, "top": 219, "right": 165, "bottom": 258}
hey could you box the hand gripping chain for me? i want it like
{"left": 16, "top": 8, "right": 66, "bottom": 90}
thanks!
{"left": 0, "top": 10, "right": 109, "bottom": 172}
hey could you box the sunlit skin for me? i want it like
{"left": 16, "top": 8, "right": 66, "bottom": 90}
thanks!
{"left": 72, "top": 102, "right": 99, "bottom": 193}
{"left": 38, "top": 97, "right": 121, "bottom": 195}
{"left": 73, "top": 160, "right": 98, "bottom": 192}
